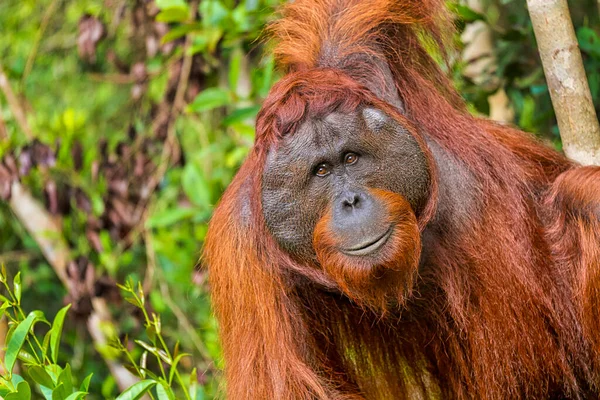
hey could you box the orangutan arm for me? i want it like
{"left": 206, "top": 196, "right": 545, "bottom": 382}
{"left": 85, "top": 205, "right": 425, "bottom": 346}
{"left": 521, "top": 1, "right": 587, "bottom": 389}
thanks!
{"left": 545, "top": 166, "right": 600, "bottom": 352}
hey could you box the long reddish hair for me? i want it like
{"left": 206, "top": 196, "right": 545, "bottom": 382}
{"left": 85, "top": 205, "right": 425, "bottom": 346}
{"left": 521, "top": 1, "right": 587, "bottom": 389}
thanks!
{"left": 204, "top": 0, "right": 600, "bottom": 398}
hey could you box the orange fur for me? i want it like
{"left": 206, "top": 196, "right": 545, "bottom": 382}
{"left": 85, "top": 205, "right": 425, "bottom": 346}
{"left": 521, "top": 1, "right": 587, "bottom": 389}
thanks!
{"left": 313, "top": 190, "right": 420, "bottom": 312}
{"left": 204, "top": 1, "right": 600, "bottom": 398}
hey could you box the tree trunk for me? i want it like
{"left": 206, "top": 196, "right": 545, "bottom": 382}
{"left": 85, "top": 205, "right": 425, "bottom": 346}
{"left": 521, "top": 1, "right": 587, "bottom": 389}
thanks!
{"left": 527, "top": 0, "right": 600, "bottom": 166}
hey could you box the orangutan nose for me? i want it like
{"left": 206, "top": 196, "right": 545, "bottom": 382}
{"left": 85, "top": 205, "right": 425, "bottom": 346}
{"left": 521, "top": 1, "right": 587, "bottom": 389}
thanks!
{"left": 341, "top": 192, "right": 362, "bottom": 210}
{"left": 332, "top": 189, "right": 387, "bottom": 253}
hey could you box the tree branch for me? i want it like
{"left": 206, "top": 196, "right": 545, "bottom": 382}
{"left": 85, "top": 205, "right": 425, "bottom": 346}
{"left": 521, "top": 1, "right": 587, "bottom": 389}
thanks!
{"left": 1, "top": 68, "right": 139, "bottom": 391}
{"left": 527, "top": 0, "right": 600, "bottom": 165}
{"left": 7, "top": 182, "right": 139, "bottom": 392}
{"left": 0, "top": 67, "right": 34, "bottom": 141}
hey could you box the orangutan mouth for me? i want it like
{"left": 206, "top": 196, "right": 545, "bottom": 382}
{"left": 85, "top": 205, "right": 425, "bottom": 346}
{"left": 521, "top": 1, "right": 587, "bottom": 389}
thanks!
{"left": 341, "top": 227, "right": 393, "bottom": 256}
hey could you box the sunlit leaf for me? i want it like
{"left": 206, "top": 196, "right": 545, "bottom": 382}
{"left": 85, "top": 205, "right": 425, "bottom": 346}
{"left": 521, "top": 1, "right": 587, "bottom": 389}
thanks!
{"left": 115, "top": 380, "right": 157, "bottom": 400}
{"left": 4, "top": 381, "right": 31, "bottom": 400}
{"left": 181, "top": 164, "right": 212, "bottom": 209}
{"left": 13, "top": 272, "right": 21, "bottom": 304}
{"left": 79, "top": 374, "right": 93, "bottom": 392}
{"left": 56, "top": 364, "right": 73, "bottom": 394}
{"left": 188, "top": 88, "right": 231, "bottom": 112}
{"left": 6, "top": 311, "right": 46, "bottom": 372}
{"left": 222, "top": 106, "right": 260, "bottom": 126}
{"left": 147, "top": 208, "right": 196, "bottom": 229}
{"left": 156, "top": 6, "right": 189, "bottom": 23}
{"left": 50, "top": 305, "right": 71, "bottom": 364}
{"left": 64, "top": 392, "right": 87, "bottom": 400}
{"left": 156, "top": 380, "right": 175, "bottom": 400}
{"left": 27, "top": 366, "right": 55, "bottom": 389}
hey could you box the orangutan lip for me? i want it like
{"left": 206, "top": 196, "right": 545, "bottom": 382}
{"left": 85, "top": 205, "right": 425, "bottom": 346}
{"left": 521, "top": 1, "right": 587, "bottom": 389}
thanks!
{"left": 341, "top": 227, "right": 393, "bottom": 257}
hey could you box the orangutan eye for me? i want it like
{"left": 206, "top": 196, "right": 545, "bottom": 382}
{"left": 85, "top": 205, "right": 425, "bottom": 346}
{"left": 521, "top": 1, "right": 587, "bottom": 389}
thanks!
{"left": 315, "top": 164, "right": 330, "bottom": 177}
{"left": 344, "top": 153, "right": 359, "bottom": 165}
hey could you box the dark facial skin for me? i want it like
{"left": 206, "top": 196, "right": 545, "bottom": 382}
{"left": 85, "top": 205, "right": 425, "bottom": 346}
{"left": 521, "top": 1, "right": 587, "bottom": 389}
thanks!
{"left": 261, "top": 107, "right": 430, "bottom": 262}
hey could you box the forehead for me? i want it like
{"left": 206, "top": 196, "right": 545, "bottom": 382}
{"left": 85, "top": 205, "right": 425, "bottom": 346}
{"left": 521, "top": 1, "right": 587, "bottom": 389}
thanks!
{"left": 272, "top": 108, "right": 387, "bottom": 157}
{"left": 263, "top": 107, "right": 397, "bottom": 179}
{"left": 292, "top": 112, "right": 358, "bottom": 151}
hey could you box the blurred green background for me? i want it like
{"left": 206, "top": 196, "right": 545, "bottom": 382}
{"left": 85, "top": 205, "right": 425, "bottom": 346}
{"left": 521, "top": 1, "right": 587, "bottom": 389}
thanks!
{"left": 0, "top": 0, "right": 599, "bottom": 398}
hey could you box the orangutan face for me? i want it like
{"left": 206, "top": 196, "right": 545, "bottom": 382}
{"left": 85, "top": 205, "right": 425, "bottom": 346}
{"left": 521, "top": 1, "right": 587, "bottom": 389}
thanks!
{"left": 261, "top": 107, "right": 431, "bottom": 304}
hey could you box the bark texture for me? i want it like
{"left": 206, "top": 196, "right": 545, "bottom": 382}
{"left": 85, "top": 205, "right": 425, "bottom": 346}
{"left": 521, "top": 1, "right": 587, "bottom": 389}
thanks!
{"left": 528, "top": 0, "right": 600, "bottom": 166}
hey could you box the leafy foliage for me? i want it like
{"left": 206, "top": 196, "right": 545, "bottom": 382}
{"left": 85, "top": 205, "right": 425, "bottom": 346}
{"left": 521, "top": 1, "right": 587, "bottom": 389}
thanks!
{"left": 0, "top": 267, "right": 89, "bottom": 400}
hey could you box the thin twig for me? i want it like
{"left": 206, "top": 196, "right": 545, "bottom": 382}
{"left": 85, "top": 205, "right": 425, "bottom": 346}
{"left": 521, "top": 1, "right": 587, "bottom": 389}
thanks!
{"left": 88, "top": 73, "right": 138, "bottom": 84}
{"left": 0, "top": 251, "right": 37, "bottom": 265}
{"left": 22, "top": 0, "right": 61, "bottom": 83}
{"left": 0, "top": 316, "right": 7, "bottom": 375}
{"left": 0, "top": 98, "right": 7, "bottom": 141}
{"left": 108, "top": 0, "right": 128, "bottom": 38}
{"left": 143, "top": 230, "right": 213, "bottom": 365}
{"left": 9, "top": 182, "right": 70, "bottom": 285}
{"left": 88, "top": 54, "right": 181, "bottom": 85}
{"left": 147, "top": 34, "right": 195, "bottom": 190}
{"left": 89, "top": 298, "right": 141, "bottom": 391}
{"left": 0, "top": 67, "right": 34, "bottom": 141}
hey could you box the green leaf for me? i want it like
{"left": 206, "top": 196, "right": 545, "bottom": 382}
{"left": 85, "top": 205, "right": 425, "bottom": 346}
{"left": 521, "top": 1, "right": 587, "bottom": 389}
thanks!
{"left": 190, "top": 382, "right": 205, "bottom": 400}
{"left": 11, "top": 375, "right": 25, "bottom": 387}
{"left": 51, "top": 382, "right": 68, "bottom": 400}
{"left": 10, "top": 374, "right": 25, "bottom": 387}
{"left": 231, "top": 4, "right": 250, "bottom": 32}
{"left": 134, "top": 340, "right": 171, "bottom": 364}
{"left": 228, "top": 46, "right": 243, "bottom": 92}
{"left": 64, "top": 392, "right": 87, "bottom": 400}
{"left": 246, "top": 0, "right": 258, "bottom": 11}
{"left": 200, "top": 0, "right": 230, "bottom": 28}
{"left": 156, "top": 380, "right": 175, "bottom": 400}
{"left": 40, "top": 384, "right": 53, "bottom": 400}
{"left": 222, "top": 106, "right": 260, "bottom": 126}
{"left": 181, "top": 164, "right": 211, "bottom": 209}
{"left": 4, "top": 380, "right": 31, "bottom": 400}
{"left": 79, "top": 373, "right": 93, "bottom": 392}
{"left": 156, "top": 6, "right": 189, "bottom": 23}
{"left": 258, "top": 55, "right": 275, "bottom": 97}
{"left": 577, "top": 27, "right": 600, "bottom": 59}
{"left": 225, "top": 146, "right": 249, "bottom": 168}
{"left": 42, "top": 330, "right": 51, "bottom": 358}
{"left": 188, "top": 88, "right": 231, "bottom": 112}
{"left": 147, "top": 207, "right": 196, "bottom": 229}
{"left": 0, "top": 301, "right": 9, "bottom": 318}
{"left": 161, "top": 23, "right": 200, "bottom": 44}
{"left": 13, "top": 272, "right": 21, "bottom": 304}
{"left": 6, "top": 311, "right": 45, "bottom": 372}
{"left": 115, "top": 380, "right": 157, "bottom": 400}
{"left": 50, "top": 304, "right": 71, "bottom": 364}
{"left": 519, "top": 95, "right": 536, "bottom": 131}
{"left": 0, "top": 384, "right": 11, "bottom": 398}
{"left": 17, "top": 349, "right": 38, "bottom": 365}
{"left": 449, "top": 4, "right": 485, "bottom": 23}
{"left": 27, "top": 366, "right": 55, "bottom": 389}
{"left": 56, "top": 364, "right": 73, "bottom": 394}
{"left": 155, "top": 0, "right": 186, "bottom": 9}
{"left": 168, "top": 353, "right": 190, "bottom": 384}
